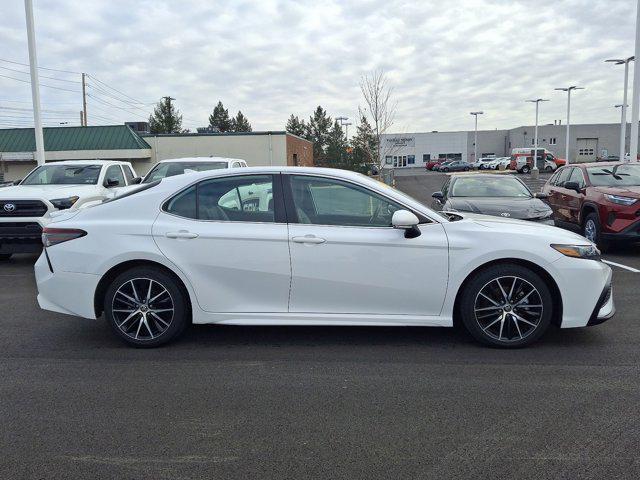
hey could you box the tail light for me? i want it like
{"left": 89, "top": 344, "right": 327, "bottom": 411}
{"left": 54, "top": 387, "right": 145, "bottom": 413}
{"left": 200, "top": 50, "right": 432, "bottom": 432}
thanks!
{"left": 42, "top": 227, "right": 87, "bottom": 247}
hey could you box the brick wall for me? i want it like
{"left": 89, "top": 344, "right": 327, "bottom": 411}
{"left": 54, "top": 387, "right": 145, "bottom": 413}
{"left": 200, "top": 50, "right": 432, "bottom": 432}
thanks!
{"left": 286, "top": 134, "right": 314, "bottom": 166}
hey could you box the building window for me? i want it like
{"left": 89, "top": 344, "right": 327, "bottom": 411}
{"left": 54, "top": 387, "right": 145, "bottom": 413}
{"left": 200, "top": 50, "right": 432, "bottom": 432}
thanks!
{"left": 385, "top": 156, "right": 393, "bottom": 165}
{"left": 549, "top": 138, "right": 557, "bottom": 145}
{"left": 408, "top": 155, "right": 415, "bottom": 165}
{"left": 422, "top": 154, "right": 431, "bottom": 162}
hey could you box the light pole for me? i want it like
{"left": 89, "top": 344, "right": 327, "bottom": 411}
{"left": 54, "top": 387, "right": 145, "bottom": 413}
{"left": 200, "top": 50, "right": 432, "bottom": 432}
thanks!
{"left": 336, "top": 116, "right": 350, "bottom": 141}
{"left": 526, "top": 99, "right": 549, "bottom": 172}
{"left": 554, "top": 86, "right": 584, "bottom": 165}
{"left": 606, "top": 57, "right": 634, "bottom": 161}
{"left": 470, "top": 111, "right": 483, "bottom": 163}
{"left": 24, "top": 0, "right": 45, "bottom": 166}
{"left": 631, "top": 0, "right": 640, "bottom": 162}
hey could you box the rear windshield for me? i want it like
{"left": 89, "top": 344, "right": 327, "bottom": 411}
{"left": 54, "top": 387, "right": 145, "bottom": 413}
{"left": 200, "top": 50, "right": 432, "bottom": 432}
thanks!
{"left": 22, "top": 164, "right": 101, "bottom": 185}
{"left": 143, "top": 162, "right": 228, "bottom": 183}
{"left": 586, "top": 164, "right": 640, "bottom": 187}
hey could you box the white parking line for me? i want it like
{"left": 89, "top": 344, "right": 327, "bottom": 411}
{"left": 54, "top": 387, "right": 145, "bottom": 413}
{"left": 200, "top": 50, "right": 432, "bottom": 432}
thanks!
{"left": 602, "top": 259, "right": 640, "bottom": 273}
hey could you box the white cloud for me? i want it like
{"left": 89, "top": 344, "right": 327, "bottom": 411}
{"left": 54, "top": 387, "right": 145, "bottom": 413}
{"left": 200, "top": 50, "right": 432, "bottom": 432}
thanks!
{"left": 0, "top": 0, "right": 636, "bottom": 133}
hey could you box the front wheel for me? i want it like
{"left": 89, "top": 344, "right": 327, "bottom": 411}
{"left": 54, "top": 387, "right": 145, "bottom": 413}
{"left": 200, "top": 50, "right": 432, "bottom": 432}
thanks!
{"left": 521, "top": 165, "right": 531, "bottom": 174}
{"left": 441, "top": 167, "right": 449, "bottom": 172}
{"left": 544, "top": 165, "right": 553, "bottom": 172}
{"left": 104, "top": 266, "right": 190, "bottom": 347}
{"left": 583, "top": 213, "right": 608, "bottom": 251}
{"left": 458, "top": 264, "right": 553, "bottom": 348}
{"left": 0, "top": 254, "right": 12, "bottom": 261}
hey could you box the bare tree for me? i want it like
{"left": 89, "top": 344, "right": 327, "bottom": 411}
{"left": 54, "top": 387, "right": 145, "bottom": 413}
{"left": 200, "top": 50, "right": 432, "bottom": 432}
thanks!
{"left": 359, "top": 69, "right": 398, "bottom": 177}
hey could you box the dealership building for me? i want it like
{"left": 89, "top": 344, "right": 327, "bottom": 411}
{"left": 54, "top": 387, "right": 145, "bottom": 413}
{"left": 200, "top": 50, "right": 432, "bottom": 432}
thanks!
{"left": 382, "top": 122, "right": 635, "bottom": 168}
{"left": 0, "top": 126, "right": 313, "bottom": 181}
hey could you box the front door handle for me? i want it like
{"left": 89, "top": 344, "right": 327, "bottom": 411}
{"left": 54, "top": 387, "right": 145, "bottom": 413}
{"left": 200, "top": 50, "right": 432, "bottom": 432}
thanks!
{"left": 292, "top": 235, "right": 326, "bottom": 245}
{"left": 166, "top": 230, "right": 199, "bottom": 239}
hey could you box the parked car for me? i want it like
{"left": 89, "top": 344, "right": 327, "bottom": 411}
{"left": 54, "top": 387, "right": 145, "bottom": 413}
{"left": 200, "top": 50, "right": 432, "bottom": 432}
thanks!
{"left": 430, "top": 159, "right": 453, "bottom": 171}
{"left": 431, "top": 174, "right": 553, "bottom": 224}
{"left": 142, "top": 157, "right": 248, "bottom": 183}
{"left": 0, "top": 160, "right": 139, "bottom": 261}
{"left": 473, "top": 157, "right": 497, "bottom": 170}
{"left": 542, "top": 162, "right": 640, "bottom": 248}
{"left": 484, "top": 157, "right": 510, "bottom": 170}
{"left": 511, "top": 148, "right": 566, "bottom": 173}
{"left": 425, "top": 159, "right": 443, "bottom": 171}
{"left": 438, "top": 160, "right": 471, "bottom": 172}
{"left": 36, "top": 166, "right": 613, "bottom": 349}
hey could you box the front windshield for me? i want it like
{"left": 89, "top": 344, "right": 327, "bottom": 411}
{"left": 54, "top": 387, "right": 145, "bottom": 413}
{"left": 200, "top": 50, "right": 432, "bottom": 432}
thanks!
{"left": 451, "top": 176, "right": 531, "bottom": 198}
{"left": 586, "top": 164, "right": 640, "bottom": 187}
{"left": 22, "top": 164, "right": 101, "bottom": 185}
{"left": 143, "top": 161, "right": 228, "bottom": 183}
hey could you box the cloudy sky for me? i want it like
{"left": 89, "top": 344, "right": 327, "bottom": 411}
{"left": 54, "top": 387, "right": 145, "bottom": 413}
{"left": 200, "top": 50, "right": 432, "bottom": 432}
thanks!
{"left": 0, "top": 0, "right": 637, "bottom": 134}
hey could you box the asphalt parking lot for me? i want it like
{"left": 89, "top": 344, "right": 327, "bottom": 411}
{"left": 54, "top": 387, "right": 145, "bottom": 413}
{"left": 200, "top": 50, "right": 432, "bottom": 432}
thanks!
{"left": 2, "top": 170, "right": 640, "bottom": 480}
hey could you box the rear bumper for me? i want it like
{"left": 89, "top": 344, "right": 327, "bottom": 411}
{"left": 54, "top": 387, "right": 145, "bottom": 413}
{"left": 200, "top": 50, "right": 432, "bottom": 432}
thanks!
{"left": 34, "top": 251, "right": 99, "bottom": 319}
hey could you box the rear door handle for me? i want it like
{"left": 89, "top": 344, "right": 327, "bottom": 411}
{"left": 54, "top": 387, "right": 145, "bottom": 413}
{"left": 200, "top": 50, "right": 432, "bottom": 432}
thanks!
{"left": 292, "top": 235, "right": 326, "bottom": 245}
{"left": 166, "top": 230, "right": 199, "bottom": 239}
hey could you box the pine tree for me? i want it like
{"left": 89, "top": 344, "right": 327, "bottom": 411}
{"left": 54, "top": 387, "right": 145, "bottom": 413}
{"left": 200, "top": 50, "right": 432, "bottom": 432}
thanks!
{"left": 231, "top": 111, "right": 252, "bottom": 132}
{"left": 286, "top": 114, "right": 308, "bottom": 138}
{"left": 307, "top": 106, "right": 333, "bottom": 165}
{"left": 208, "top": 101, "right": 233, "bottom": 132}
{"left": 351, "top": 115, "right": 378, "bottom": 167}
{"left": 148, "top": 97, "right": 183, "bottom": 134}
{"left": 325, "top": 121, "right": 348, "bottom": 168}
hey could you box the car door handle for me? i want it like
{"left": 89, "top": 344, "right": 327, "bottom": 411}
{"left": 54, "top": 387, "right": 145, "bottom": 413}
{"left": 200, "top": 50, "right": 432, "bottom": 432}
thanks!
{"left": 165, "top": 231, "right": 199, "bottom": 239}
{"left": 292, "top": 235, "right": 326, "bottom": 245}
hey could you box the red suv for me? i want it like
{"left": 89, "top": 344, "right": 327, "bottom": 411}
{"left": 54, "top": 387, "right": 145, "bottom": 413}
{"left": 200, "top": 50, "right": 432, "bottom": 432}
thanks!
{"left": 542, "top": 162, "right": 640, "bottom": 248}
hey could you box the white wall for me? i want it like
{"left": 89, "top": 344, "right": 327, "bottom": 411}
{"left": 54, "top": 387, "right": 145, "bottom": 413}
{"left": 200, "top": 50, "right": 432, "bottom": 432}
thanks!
{"left": 381, "top": 132, "right": 468, "bottom": 167}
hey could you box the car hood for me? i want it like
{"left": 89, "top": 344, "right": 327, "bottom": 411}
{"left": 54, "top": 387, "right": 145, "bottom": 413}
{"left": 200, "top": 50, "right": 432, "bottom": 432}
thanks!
{"left": 445, "top": 197, "right": 552, "bottom": 220}
{"left": 448, "top": 212, "right": 588, "bottom": 243}
{"left": 594, "top": 185, "right": 640, "bottom": 197}
{"left": 0, "top": 184, "right": 100, "bottom": 201}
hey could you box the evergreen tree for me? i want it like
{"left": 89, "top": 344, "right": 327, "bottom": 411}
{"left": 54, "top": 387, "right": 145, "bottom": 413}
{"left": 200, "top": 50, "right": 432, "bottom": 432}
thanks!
{"left": 148, "top": 97, "right": 183, "bottom": 134}
{"left": 325, "top": 121, "right": 348, "bottom": 168}
{"left": 307, "top": 106, "right": 333, "bottom": 165}
{"left": 231, "top": 111, "right": 252, "bottom": 132}
{"left": 351, "top": 115, "right": 378, "bottom": 167}
{"left": 208, "top": 101, "right": 233, "bottom": 132}
{"left": 286, "top": 114, "right": 308, "bottom": 138}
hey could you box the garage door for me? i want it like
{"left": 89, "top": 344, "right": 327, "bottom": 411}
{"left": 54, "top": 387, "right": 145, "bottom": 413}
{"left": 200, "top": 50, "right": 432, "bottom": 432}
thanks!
{"left": 576, "top": 138, "right": 598, "bottom": 163}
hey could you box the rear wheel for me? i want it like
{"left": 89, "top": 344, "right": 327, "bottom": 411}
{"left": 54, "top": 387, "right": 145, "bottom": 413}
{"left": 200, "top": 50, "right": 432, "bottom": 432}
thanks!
{"left": 521, "top": 165, "right": 531, "bottom": 174}
{"left": 459, "top": 264, "right": 553, "bottom": 348}
{"left": 0, "top": 254, "right": 12, "bottom": 261}
{"left": 104, "top": 266, "right": 189, "bottom": 347}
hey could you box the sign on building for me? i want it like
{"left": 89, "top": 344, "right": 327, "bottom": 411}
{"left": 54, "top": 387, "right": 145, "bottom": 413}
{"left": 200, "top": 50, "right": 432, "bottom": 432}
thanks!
{"left": 385, "top": 136, "right": 415, "bottom": 148}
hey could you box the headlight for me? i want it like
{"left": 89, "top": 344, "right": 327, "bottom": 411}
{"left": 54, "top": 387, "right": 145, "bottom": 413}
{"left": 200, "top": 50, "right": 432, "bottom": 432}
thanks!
{"left": 604, "top": 194, "right": 638, "bottom": 206}
{"left": 50, "top": 196, "right": 79, "bottom": 210}
{"left": 551, "top": 244, "right": 601, "bottom": 260}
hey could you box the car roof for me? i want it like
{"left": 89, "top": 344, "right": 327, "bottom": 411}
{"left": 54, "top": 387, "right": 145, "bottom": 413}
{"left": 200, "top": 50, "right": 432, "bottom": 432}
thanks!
{"left": 40, "top": 159, "right": 131, "bottom": 166}
{"left": 157, "top": 157, "right": 246, "bottom": 164}
{"left": 576, "top": 161, "right": 627, "bottom": 168}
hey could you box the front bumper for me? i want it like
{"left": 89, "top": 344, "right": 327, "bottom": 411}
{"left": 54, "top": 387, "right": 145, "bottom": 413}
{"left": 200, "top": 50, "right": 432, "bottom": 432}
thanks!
{"left": 0, "top": 218, "right": 47, "bottom": 254}
{"left": 587, "top": 283, "right": 615, "bottom": 326}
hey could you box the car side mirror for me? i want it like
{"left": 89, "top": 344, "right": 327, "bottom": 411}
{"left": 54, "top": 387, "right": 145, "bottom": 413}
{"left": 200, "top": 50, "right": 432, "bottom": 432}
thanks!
{"left": 432, "top": 191, "right": 444, "bottom": 202}
{"left": 534, "top": 192, "right": 549, "bottom": 199}
{"left": 564, "top": 181, "right": 581, "bottom": 193}
{"left": 131, "top": 176, "right": 142, "bottom": 184}
{"left": 105, "top": 178, "right": 120, "bottom": 188}
{"left": 13, "top": 179, "right": 21, "bottom": 185}
{"left": 392, "top": 210, "right": 421, "bottom": 239}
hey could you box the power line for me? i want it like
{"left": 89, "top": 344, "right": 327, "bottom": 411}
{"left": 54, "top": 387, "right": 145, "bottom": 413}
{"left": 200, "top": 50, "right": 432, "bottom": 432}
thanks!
{"left": 0, "top": 65, "right": 81, "bottom": 84}
{"left": 0, "top": 57, "right": 81, "bottom": 75}
{"left": 87, "top": 74, "right": 149, "bottom": 105}
{"left": 0, "top": 73, "right": 80, "bottom": 94}
{"left": 87, "top": 93, "right": 151, "bottom": 118}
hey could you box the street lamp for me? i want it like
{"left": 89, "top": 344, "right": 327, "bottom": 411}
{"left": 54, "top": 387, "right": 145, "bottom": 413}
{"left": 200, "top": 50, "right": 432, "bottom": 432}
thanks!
{"left": 526, "top": 99, "right": 549, "bottom": 172}
{"left": 631, "top": 0, "right": 640, "bottom": 162}
{"left": 470, "top": 111, "right": 484, "bottom": 163}
{"left": 336, "top": 116, "right": 351, "bottom": 141}
{"left": 554, "top": 86, "right": 584, "bottom": 165}
{"left": 606, "top": 57, "right": 634, "bottom": 161}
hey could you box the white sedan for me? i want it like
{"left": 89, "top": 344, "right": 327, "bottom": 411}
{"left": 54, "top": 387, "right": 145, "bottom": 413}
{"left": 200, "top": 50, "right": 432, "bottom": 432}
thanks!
{"left": 35, "top": 167, "right": 614, "bottom": 348}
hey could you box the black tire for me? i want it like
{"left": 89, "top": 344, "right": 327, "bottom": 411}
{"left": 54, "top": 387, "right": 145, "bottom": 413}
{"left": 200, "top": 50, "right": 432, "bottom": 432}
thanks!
{"left": 464, "top": 167, "right": 470, "bottom": 171}
{"left": 441, "top": 167, "right": 449, "bottom": 172}
{"left": 583, "top": 212, "right": 608, "bottom": 251}
{"left": 544, "top": 165, "right": 553, "bottom": 172}
{"left": 458, "top": 264, "right": 553, "bottom": 348}
{"left": 0, "top": 254, "right": 12, "bottom": 261}
{"left": 521, "top": 165, "right": 531, "bottom": 174}
{"left": 104, "top": 266, "right": 189, "bottom": 347}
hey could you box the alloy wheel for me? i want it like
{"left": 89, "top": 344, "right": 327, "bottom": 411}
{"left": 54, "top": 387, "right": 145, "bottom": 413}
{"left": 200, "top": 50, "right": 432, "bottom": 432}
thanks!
{"left": 111, "top": 278, "right": 174, "bottom": 341}
{"left": 584, "top": 219, "right": 597, "bottom": 243}
{"left": 474, "top": 276, "right": 543, "bottom": 343}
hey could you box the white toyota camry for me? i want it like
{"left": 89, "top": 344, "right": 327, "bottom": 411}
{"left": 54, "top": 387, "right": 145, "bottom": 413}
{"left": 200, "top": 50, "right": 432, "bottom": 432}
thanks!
{"left": 35, "top": 167, "right": 614, "bottom": 348}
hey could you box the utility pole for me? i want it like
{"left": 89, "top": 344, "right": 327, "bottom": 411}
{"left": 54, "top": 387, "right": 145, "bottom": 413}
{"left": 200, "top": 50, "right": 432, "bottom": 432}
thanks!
{"left": 81, "top": 73, "right": 87, "bottom": 126}
{"left": 554, "top": 86, "right": 583, "bottom": 164}
{"left": 631, "top": 0, "right": 640, "bottom": 162}
{"left": 470, "top": 111, "right": 483, "bottom": 162}
{"left": 526, "top": 99, "right": 549, "bottom": 174}
{"left": 24, "top": 0, "right": 45, "bottom": 166}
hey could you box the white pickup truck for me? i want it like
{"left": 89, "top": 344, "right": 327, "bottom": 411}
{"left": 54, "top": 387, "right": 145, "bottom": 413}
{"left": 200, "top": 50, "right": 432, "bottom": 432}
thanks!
{"left": 0, "top": 160, "right": 140, "bottom": 260}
